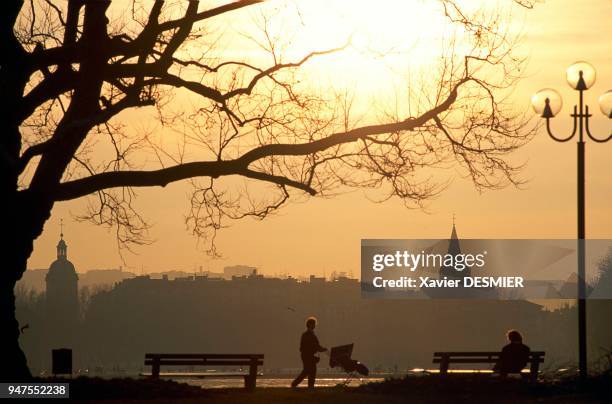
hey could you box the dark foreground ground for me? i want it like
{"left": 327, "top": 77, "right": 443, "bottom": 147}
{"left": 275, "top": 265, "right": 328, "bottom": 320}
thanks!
{"left": 51, "top": 373, "right": 612, "bottom": 403}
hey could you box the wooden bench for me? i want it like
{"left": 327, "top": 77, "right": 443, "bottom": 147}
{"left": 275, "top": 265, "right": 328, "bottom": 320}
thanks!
{"left": 142, "top": 353, "right": 264, "bottom": 389}
{"left": 433, "top": 351, "right": 545, "bottom": 382}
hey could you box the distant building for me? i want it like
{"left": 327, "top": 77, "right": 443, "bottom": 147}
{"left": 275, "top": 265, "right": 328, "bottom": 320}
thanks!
{"left": 224, "top": 265, "right": 257, "bottom": 279}
{"left": 309, "top": 274, "right": 326, "bottom": 285}
{"left": 46, "top": 228, "right": 79, "bottom": 324}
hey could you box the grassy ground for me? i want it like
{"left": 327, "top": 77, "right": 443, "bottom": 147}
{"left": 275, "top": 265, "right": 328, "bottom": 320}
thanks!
{"left": 55, "top": 374, "right": 612, "bottom": 403}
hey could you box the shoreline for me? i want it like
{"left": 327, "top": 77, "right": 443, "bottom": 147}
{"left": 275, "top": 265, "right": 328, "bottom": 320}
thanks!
{"left": 31, "top": 372, "right": 612, "bottom": 403}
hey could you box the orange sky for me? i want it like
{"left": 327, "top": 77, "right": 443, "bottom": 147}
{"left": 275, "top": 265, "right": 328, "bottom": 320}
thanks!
{"left": 26, "top": 0, "right": 611, "bottom": 277}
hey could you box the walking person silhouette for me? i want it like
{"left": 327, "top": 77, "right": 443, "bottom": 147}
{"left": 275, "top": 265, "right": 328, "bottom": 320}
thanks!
{"left": 291, "top": 317, "right": 327, "bottom": 388}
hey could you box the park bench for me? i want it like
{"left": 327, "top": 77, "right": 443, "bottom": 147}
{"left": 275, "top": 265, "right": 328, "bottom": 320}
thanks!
{"left": 142, "top": 353, "right": 264, "bottom": 389}
{"left": 433, "top": 351, "right": 545, "bottom": 382}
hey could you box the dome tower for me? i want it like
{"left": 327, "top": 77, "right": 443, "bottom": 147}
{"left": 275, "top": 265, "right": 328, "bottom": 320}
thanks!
{"left": 45, "top": 222, "right": 79, "bottom": 322}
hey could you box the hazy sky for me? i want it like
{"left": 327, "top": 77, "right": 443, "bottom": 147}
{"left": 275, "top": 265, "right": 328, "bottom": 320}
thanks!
{"left": 27, "top": 0, "right": 611, "bottom": 276}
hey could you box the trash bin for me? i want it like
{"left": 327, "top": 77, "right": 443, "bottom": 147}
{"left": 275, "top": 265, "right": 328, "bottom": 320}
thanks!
{"left": 52, "top": 348, "right": 72, "bottom": 376}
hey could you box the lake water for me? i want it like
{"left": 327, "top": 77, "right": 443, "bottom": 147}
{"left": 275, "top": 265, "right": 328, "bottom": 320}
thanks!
{"left": 176, "top": 369, "right": 505, "bottom": 388}
{"left": 181, "top": 377, "right": 386, "bottom": 388}
{"left": 177, "top": 369, "right": 541, "bottom": 388}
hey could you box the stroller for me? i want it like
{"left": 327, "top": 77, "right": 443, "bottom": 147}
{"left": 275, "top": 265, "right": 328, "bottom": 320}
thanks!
{"left": 328, "top": 343, "right": 369, "bottom": 386}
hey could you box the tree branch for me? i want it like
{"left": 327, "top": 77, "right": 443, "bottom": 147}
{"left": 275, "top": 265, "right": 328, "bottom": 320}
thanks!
{"left": 51, "top": 160, "right": 239, "bottom": 201}
{"left": 25, "top": 1, "right": 262, "bottom": 74}
{"left": 46, "top": 78, "right": 467, "bottom": 202}
{"left": 243, "top": 169, "right": 316, "bottom": 195}
{"left": 236, "top": 78, "right": 466, "bottom": 164}
{"left": 156, "top": 1, "right": 263, "bottom": 32}
{"left": 223, "top": 44, "right": 349, "bottom": 99}
{"left": 18, "top": 69, "right": 77, "bottom": 124}
{"left": 18, "top": 139, "right": 53, "bottom": 174}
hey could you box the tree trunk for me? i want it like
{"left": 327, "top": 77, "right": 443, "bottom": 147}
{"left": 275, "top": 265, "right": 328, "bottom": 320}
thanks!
{"left": 0, "top": 275, "right": 31, "bottom": 380}
{"left": 1, "top": 1, "right": 110, "bottom": 380}
{"left": 1, "top": 189, "right": 52, "bottom": 381}
{"left": 1, "top": 191, "right": 33, "bottom": 380}
{"left": 1, "top": 0, "right": 34, "bottom": 379}
{"left": 0, "top": 138, "right": 36, "bottom": 380}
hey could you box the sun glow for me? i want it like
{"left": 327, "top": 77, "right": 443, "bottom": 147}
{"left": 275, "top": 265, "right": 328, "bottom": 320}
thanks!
{"left": 209, "top": 0, "right": 519, "bottom": 119}
{"left": 286, "top": 0, "right": 456, "bottom": 58}
{"left": 243, "top": 0, "right": 461, "bottom": 86}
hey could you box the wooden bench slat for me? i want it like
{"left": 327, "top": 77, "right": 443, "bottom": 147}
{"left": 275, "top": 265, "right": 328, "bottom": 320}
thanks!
{"left": 145, "top": 359, "right": 264, "bottom": 366}
{"left": 144, "top": 357, "right": 264, "bottom": 362}
{"left": 139, "top": 372, "right": 261, "bottom": 378}
{"left": 145, "top": 353, "right": 263, "bottom": 359}
{"left": 433, "top": 351, "right": 544, "bottom": 357}
{"left": 433, "top": 358, "right": 544, "bottom": 364}
{"left": 434, "top": 358, "right": 498, "bottom": 364}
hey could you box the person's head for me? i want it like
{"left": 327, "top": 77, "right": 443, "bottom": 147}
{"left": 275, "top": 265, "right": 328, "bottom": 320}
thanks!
{"left": 507, "top": 329, "right": 523, "bottom": 343}
{"left": 306, "top": 316, "right": 317, "bottom": 330}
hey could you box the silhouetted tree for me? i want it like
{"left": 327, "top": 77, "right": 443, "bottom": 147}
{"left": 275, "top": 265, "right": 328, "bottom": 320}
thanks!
{"left": 591, "top": 248, "right": 612, "bottom": 296}
{"left": 2, "top": 0, "right": 536, "bottom": 378}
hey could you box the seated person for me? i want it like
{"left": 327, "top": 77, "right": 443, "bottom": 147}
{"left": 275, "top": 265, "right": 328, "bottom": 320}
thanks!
{"left": 493, "top": 329, "right": 530, "bottom": 376}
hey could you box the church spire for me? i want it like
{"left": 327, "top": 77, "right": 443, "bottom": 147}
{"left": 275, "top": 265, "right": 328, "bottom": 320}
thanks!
{"left": 438, "top": 214, "right": 465, "bottom": 280}
{"left": 57, "top": 219, "right": 68, "bottom": 260}
{"left": 448, "top": 214, "right": 460, "bottom": 255}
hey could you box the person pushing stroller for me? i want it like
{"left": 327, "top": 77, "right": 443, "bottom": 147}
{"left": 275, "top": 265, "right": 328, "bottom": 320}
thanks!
{"left": 291, "top": 317, "right": 327, "bottom": 388}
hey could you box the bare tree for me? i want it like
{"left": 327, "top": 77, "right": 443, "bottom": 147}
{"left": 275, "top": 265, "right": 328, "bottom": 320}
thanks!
{"left": 2, "top": 0, "right": 536, "bottom": 379}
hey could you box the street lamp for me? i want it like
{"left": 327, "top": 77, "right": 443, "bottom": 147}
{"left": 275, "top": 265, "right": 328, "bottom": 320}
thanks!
{"left": 531, "top": 61, "right": 611, "bottom": 380}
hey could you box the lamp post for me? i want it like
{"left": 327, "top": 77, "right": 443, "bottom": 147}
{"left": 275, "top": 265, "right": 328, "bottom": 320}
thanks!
{"left": 531, "top": 61, "right": 612, "bottom": 380}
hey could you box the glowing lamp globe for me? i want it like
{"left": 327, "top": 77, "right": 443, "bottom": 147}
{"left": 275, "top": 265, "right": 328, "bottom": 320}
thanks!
{"left": 531, "top": 89, "right": 563, "bottom": 118}
{"left": 599, "top": 90, "right": 612, "bottom": 118}
{"left": 566, "top": 61, "right": 596, "bottom": 91}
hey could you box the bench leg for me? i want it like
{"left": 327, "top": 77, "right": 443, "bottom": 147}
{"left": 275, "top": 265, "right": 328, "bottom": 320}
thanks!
{"left": 151, "top": 360, "right": 160, "bottom": 379}
{"left": 244, "top": 358, "right": 258, "bottom": 389}
{"left": 439, "top": 356, "right": 449, "bottom": 375}
{"left": 529, "top": 360, "right": 540, "bottom": 383}
{"left": 244, "top": 375, "right": 256, "bottom": 389}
